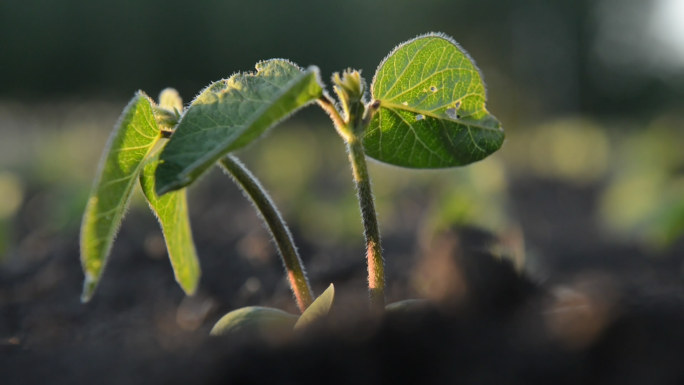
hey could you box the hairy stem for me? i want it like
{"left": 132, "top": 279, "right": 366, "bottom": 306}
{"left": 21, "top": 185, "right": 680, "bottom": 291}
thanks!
{"left": 219, "top": 155, "right": 313, "bottom": 313}
{"left": 347, "top": 137, "right": 385, "bottom": 309}
{"left": 316, "top": 94, "right": 352, "bottom": 142}
{"left": 318, "top": 70, "right": 386, "bottom": 309}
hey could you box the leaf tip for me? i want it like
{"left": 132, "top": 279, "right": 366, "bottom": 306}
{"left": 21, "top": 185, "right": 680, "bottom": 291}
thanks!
{"left": 294, "top": 283, "right": 335, "bottom": 330}
{"left": 80, "top": 274, "right": 98, "bottom": 303}
{"left": 179, "top": 275, "right": 200, "bottom": 297}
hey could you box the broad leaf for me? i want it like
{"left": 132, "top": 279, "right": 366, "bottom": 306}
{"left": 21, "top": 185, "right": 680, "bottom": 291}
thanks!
{"left": 294, "top": 283, "right": 335, "bottom": 330}
{"left": 155, "top": 59, "right": 323, "bottom": 195}
{"left": 210, "top": 306, "right": 298, "bottom": 336}
{"left": 140, "top": 149, "right": 200, "bottom": 296}
{"left": 364, "top": 33, "right": 504, "bottom": 168}
{"left": 80, "top": 92, "right": 160, "bottom": 301}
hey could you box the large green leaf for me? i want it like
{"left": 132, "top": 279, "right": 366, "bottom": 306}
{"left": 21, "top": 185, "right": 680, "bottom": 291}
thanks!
{"left": 140, "top": 149, "right": 200, "bottom": 296}
{"left": 364, "top": 33, "right": 504, "bottom": 168}
{"left": 155, "top": 59, "right": 323, "bottom": 195}
{"left": 80, "top": 92, "right": 160, "bottom": 301}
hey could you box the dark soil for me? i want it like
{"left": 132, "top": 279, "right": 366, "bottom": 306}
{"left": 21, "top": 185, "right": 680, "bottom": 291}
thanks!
{"left": 1, "top": 176, "right": 683, "bottom": 384}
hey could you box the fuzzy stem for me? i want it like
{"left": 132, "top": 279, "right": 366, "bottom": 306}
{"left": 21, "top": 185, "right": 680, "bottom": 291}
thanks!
{"left": 347, "top": 137, "right": 385, "bottom": 309}
{"left": 318, "top": 70, "right": 386, "bottom": 309}
{"left": 316, "top": 94, "right": 353, "bottom": 142}
{"left": 219, "top": 155, "right": 313, "bottom": 313}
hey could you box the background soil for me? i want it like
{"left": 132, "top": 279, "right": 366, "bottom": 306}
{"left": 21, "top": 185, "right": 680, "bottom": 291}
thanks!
{"left": 1, "top": 170, "right": 683, "bottom": 384}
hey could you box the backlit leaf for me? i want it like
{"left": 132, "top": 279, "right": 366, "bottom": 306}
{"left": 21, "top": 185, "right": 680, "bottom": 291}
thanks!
{"left": 80, "top": 92, "right": 160, "bottom": 301}
{"left": 155, "top": 59, "right": 323, "bottom": 195}
{"left": 364, "top": 33, "right": 504, "bottom": 168}
{"left": 140, "top": 148, "right": 200, "bottom": 296}
{"left": 294, "top": 283, "right": 335, "bottom": 330}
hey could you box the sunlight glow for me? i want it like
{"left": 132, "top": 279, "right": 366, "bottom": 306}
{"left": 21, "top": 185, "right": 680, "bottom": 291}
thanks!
{"left": 649, "top": 0, "right": 684, "bottom": 66}
{"left": 594, "top": 0, "right": 684, "bottom": 74}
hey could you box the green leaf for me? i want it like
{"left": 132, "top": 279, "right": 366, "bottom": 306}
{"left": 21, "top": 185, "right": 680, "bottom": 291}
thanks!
{"left": 364, "top": 33, "right": 504, "bottom": 168}
{"left": 155, "top": 59, "right": 323, "bottom": 195}
{"left": 210, "top": 306, "right": 298, "bottom": 336}
{"left": 139, "top": 148, "right": 200, "bottom": 296}
{"left": 80, "top": 92, "right": 160, "bottom": 302}
{"left": 294, "top": 283, "right": 335, "bottom": 330}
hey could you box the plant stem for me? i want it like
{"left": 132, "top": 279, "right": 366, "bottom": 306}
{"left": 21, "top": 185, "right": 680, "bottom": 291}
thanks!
{"left": 219, "top": 155, "right": 313, "bottom": 313}
{"left": 319, "top": 71, "right": 386, "bottom": 309}
{"left": 346, "top": 137, "right": 385, "bottom": 309}
{"left": 316, "top": 94, "right": 352, "bottom": 142}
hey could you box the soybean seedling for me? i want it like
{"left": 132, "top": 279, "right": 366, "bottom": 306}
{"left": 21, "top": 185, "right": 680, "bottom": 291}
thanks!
{"left": 79, "top": 33, "right": 504, "bottom": 334}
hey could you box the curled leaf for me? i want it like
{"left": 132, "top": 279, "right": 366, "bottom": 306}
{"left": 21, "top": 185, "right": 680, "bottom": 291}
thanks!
{"left": 140, "top": 149, "right": 201, "bottom": 296}
{"left": 80, "top": 92, "right": 160, "bottom": 302}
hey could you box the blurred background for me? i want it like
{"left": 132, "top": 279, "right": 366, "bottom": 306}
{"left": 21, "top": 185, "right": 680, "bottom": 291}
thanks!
{"left": 1, "top": 0, "right": 683, "bottom": 310}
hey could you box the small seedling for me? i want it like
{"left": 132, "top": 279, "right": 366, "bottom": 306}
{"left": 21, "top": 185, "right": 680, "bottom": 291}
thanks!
{"left": 79, "top": 33, "right": 504, "bottom": 334}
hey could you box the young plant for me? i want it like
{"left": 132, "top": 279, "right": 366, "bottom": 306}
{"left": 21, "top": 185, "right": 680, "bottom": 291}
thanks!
{"left": 79, "top": 33, "right": 504, "bottom": 334}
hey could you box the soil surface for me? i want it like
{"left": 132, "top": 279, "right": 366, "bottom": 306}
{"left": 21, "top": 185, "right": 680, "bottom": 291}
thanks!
{"left": 2, "top": 176, "right": 683, "bottom": 384}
